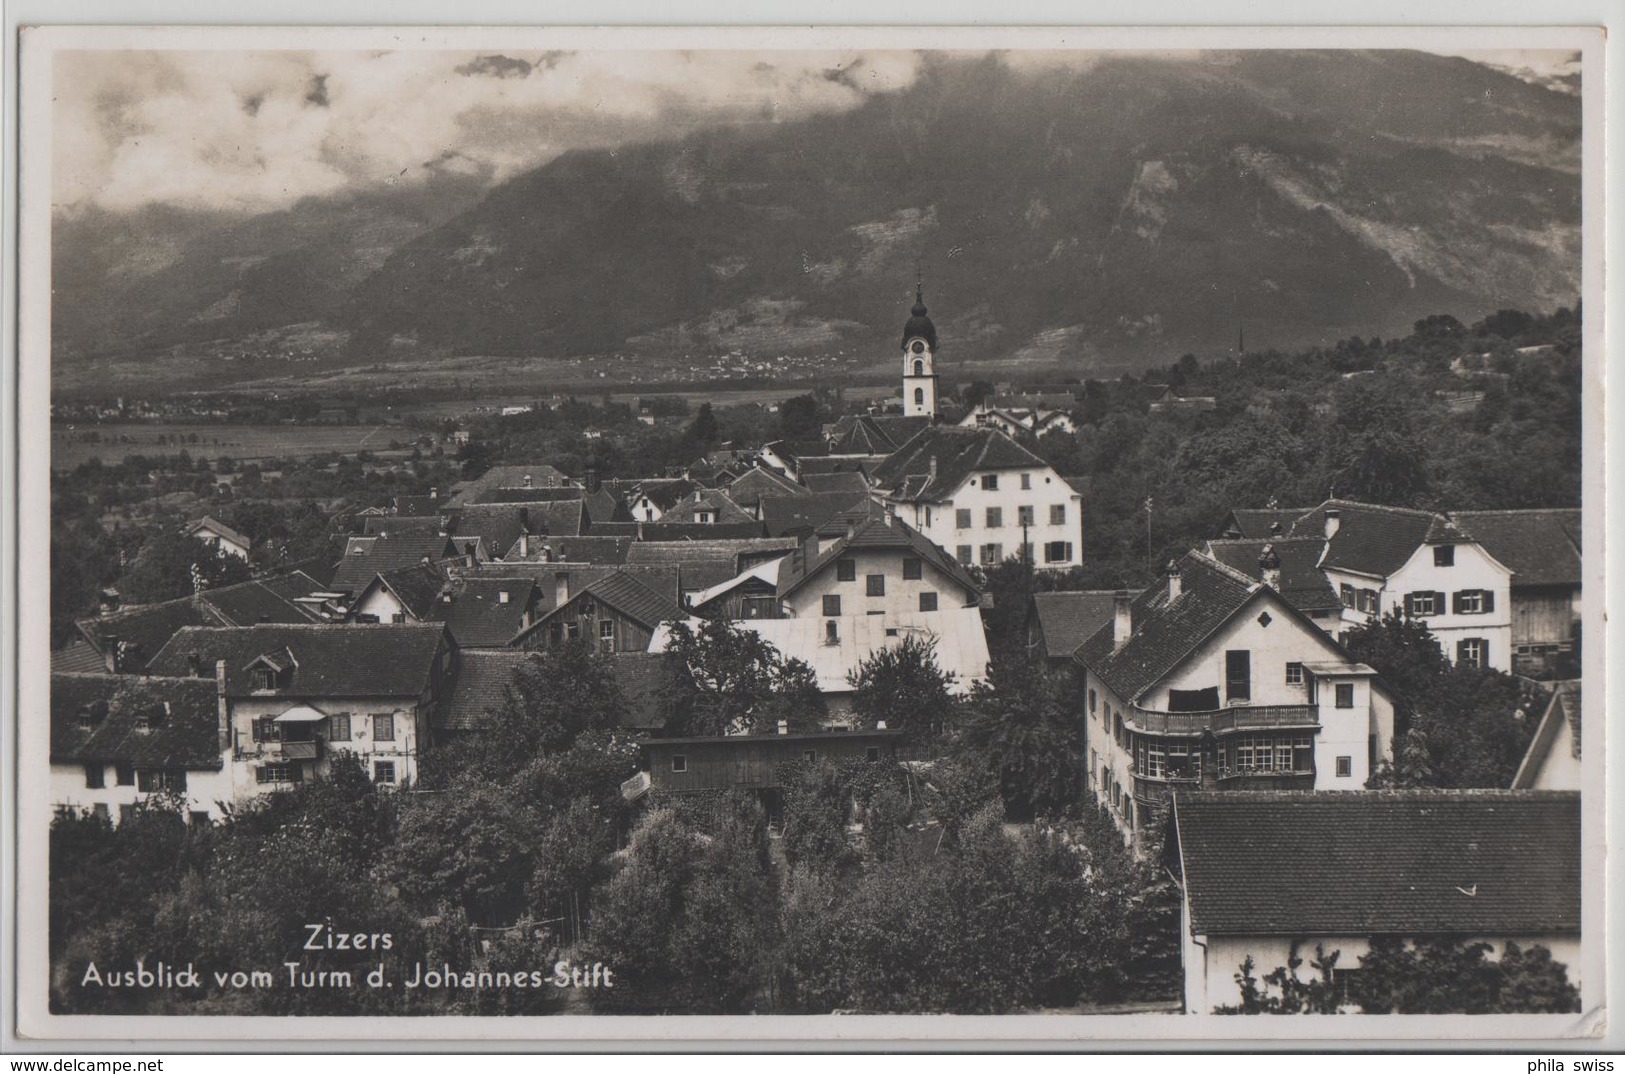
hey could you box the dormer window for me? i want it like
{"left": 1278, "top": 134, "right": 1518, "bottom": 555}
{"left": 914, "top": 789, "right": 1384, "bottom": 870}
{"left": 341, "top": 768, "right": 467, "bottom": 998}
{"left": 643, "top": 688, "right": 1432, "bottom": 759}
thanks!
{"left": 1434, "top": 545, "right": 1455, "bottom": 567}
{"left": 497, "top": 590, "right": 511, "bottom": 605}
{"left": 257, "top": 668, "right": 278, "bottom": 691}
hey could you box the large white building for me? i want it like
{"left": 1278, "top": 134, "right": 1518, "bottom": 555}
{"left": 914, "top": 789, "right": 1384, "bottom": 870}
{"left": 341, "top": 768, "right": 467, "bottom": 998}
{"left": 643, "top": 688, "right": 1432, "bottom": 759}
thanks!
{"left": 868, "top": 425, "right": 1084, "bottom": 571}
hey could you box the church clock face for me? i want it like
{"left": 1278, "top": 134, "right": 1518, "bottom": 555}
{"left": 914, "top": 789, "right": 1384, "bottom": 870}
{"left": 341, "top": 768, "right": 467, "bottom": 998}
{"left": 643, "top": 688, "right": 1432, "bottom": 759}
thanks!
{"left": 910, "top": 340, "right": 926, "bottom": 354}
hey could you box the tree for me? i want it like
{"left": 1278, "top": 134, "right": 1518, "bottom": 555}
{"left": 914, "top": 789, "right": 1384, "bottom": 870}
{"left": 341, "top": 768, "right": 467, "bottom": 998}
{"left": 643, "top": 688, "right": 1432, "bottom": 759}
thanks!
{"left": 686, "top": 402, "right": 720, "bottom": 447}
{"left": 378, "top": 780, "right": 542, "bottom": 924}
{"left": 957, "top": 658, "right": 1083, "bottom": 819}
{"left": 778, "top": 394, "right": 825, "bottom": 440}
{"left": 1342, "top": 612, "right": 1449, "bottom": 702}
{"left": 847, "top": 634, "right": 958, "bottom": 744}
{"left": 1213, "top": 943, "right": 1342, "bottom": 1014}
{"left": 661, "top": 619, "right": 820, "bottom": 735}
{"left": 962, "top": 380, "right": 996, "bottom": 408}
{"left": 120, "top": 530, "right": 251, "bottom": 604}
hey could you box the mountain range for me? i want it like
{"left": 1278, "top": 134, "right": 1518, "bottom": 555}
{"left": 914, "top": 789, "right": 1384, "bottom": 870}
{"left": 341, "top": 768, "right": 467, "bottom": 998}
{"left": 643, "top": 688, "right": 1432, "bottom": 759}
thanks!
{"left": 52, "top": 49, "right": 1581, "bottom": 391}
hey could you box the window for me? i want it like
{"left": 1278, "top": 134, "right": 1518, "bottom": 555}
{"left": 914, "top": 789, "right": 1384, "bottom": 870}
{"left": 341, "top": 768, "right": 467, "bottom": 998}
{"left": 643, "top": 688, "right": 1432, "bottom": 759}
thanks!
{"left": 252, "top": 716, "right": 281, "bottom": 743}
{"left": 1088, "top": 688, "right": 1097, "bottom": 714}
{"left": 955, "top": 508, "right": 972, "bottom": 529}
{"left": 1225, "top": 650, "right": 1251, "bottom": 702}
{"left": 914, "top": 388, "right": 925, "bottom": 406}
{"left": 119, "top": 804, "right": 137, "bottom": 824}
{"left": 256, "top": 668, "right": 278, "bottom": 691}
{"left": 866, "top": 574, "right": 886, "bottom": 597}
{"left": 1017, "top": 505, "right": 1035, "bottom": 526}
{"left": 1434, "top": 545, "right": 1455, "bottom": 567}
{"left": 1457, "top": 637, "right": 1487, "bottom": 669}
{"left": 981, "top": 474, "right": 999, "bottom": 490}
{"left": 1285, "top": 662, "right": 1304, "bottom": 685}
{"left": 913, "top": 359, "right": 925, "bottom": 377}
{"left": 1020, "top": 473, "right": 1032, "bottom": 490}
{"left": 836, "top": 559, "right": 856, "bottom": 582}
{"left": 903, "top": 557, "right": 923, "bottom": 580}
{"left": 373, "top": 761, "right": 396, "bottom": 785}
{"left": 822, "top": 595, "right": 841, "bottom": 616}
{"left": 671, "top": 754, "right": 688, "bottom": 773}
{"left": 391, "top": 612, "right": 407, "bottom": 624}
{"left": 803, "top": 749, "right": 817, "bottom": 762}
{"left": 1335, "top": 683, "right": 1355, "bottom": 709}
{"left": 1357, "top": 589, "right": 1379, "bottom": 614}
{"left": 1407, "top": 591, "right": 1439, "bottom": 617}
{"left": 697, "top": 511, "right": 715, "bottom": 525}
{"left": 1340, "top": 583, "right": 1356, "bottom": 608}
{"left": 742, "top": 595, "right": 777, "bottom": 619}
{"left": 1336, "top": 756, "right": 1353, "bottom": 778}
{"left": 329, "top": 713, "right": 351, "bottom": 741}
{"left": 919, "top": 591, "right": 939, "bottom": 612}
{"left": 374, "top": 713, "right": 396, "bottom": 742}
{"left": 189, "top": 811, "right": 211, "bottom": 828}
{"left": 257, "top": 763, "right": 301, "bottom": 784}
{"left": 1050, "top": 504, "right": 1066, "bottom": 525}
{"left": 1454, "top": 589, "right": 1493, "bottom": 614}
{"left": 92, "top": 803, "right": 109, "bottom": 822}
{"left": 956, "top": 544, "right": 973, "bottom": 565}
{"left": 986, "top": 507, "right": 1003, "bottom": 528}
{"left": 566, "top": 622, "right": 580, "bottom": 640}
{"left": 1044, "top": 541, "right": 1073, "bottom": 563}
{"left": 137, "top": 769, "right": 185, "bottom": 793}
{"left": 115, "top": 763, "right": 134, "bottom": 786}
{"left": 599, "top": 619, "right": 616, "bottom": 652}
{"left": 825, "top": 620, "right": 840, "bottom": 645}
{"left": 980, "top": 543, "right": 1003, "bottom": 566}
{"left": 865, "top": 747, "right": 881, "bottom": 762}
{"left": 84, "top": 764, "right": 105, "bottom": 789}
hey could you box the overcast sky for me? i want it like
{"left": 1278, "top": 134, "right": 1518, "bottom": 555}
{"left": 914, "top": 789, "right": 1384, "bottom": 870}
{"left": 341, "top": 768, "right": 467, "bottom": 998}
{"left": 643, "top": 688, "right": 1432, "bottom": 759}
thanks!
{"left": 53, "top": 47, "right": 1581, "bottom": 215}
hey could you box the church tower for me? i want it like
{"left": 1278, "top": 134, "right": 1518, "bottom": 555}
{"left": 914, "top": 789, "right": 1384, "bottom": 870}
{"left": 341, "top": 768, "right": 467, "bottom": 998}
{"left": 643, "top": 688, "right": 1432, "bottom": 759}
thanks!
{"left": 901, "top": 285, "right": 939, "bottom": 420}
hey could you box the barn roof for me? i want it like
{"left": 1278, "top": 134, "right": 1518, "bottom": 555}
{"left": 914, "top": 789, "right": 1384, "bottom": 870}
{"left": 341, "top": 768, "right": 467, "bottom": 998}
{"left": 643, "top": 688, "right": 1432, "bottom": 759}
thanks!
{"left": 1448, "top": 509, "right": 1582, "bottom": 587}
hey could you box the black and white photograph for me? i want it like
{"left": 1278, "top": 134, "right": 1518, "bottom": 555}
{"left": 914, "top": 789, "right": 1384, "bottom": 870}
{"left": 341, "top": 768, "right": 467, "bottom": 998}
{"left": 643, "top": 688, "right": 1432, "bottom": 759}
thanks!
{"left": 9, "top": 22, "right": 1609, "bottom": 1047}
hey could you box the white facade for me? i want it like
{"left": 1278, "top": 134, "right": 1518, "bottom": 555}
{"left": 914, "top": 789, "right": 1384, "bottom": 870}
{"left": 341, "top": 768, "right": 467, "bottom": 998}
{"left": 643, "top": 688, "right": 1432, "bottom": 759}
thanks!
{"left": 224, "top": 692, "right": 432, "bottom": 796}
{"left": 894, "top": 466, "right": 1083, "bottom": 571}
{"left": 50, "top": 761, "right": 234, "bottom": 825}
{"left": 902, "top": 336, "right": 938, "bottom": 419}
{"left": 781, "top": 545, "right": 977, "bottom": 620}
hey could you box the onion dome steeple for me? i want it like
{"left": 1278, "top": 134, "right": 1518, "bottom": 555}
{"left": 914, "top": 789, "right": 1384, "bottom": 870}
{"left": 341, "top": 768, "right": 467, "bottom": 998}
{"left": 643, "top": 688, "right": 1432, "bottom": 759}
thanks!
{"left": 901, "top": 283, "right": 939, "bottom": 351}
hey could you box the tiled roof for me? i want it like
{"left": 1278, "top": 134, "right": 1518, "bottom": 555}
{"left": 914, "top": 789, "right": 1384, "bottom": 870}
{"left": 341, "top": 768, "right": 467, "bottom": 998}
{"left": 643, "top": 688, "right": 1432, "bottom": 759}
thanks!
{"left": 1449, "top": 509, "right": 1582, "bottom": 587}
{"left": 369, "top": 562, "right": 451, "bottom": 620}
{"left": 1173, "top": 790, "right": 1580, "bottom": 937}
{"left": 632, "top": 479, "right": 700, "bottom": 511}
{"left": 1512, "top": 684, "right": 1581, "bottom": 788}
{"left": 777, "top": 515, "right": 982, "bottom": 603}
{"left": 75, "top": 597, "right": 229, "bottom": 671}
{"left": 657, "top": 490, "right": 756, "bottom": 526}
{"left": 1074, "top": 551, "right": 1259, "bottom": 703}
{"left": 457, "top": 502, "right": 587, "bottom": 556}
{"left": 758, "top": 492, "right": 871, "bottom": 538}
{"left": 472, "top": 486, "right": 585, "bottom": 504}
{"left": 828, "top": 415, "right": 899, "bottom": 455}
{"left": 728, "top": 466, "right": 805, "bottom": 502}
{"left": 499, "top": 535, "right": 633, "bottom": 564}
{"left": 764, "top": 439, "right": 830, "bottom": 463}
{"left": 363, "top": 515, "right": 445, "bottom": 537}
{"left": 51, "top": 641, "right": 107, "bottom": 674}
{"left": 147, "top": 623, "right": 447, "bottom": 698}
{"left": 1220, "top": 508, "right": 1310, "bottom": 539}
{"left": 583, "top": 489, "right": 634, "bottom": 524}
{"left": 637, "top": 521, "right": 766, "bottom": 541}
{"left": 795, "top": 455, "right": 886, "bottom": 478}
{"left": 434, "top": 650, "right": 536, "bottom": 731}
{"left": 51, "top": 673, "right": 224, "bottom": 769}
{"left": 1029, "top": 590, "right": 1134, "bottom": 660}
{"left": 1205, "top": 537, "right": 1343, "bottom": 613}
{"left": 579, "top": 571, "right": 689, "bottom": 629}
{"left": 626, "top": 538, "right": 800, "bottom": 571}
{"left": 438, "top": 577, "right": 537, "bottom": 648}
{"left": 869, "top": 426, "right": 1047, "bottom": 502}
{"left": 391, "top": 495, "right": 443, "bottom": 516}
{"left": 1286, "top": 500, "right": 1449, "bottom": 578}
{"left": 331, "top": 531, "right": 457, "bottom": 592}
{"left": 802, "top": 471, "right": 872, "bottom": 496}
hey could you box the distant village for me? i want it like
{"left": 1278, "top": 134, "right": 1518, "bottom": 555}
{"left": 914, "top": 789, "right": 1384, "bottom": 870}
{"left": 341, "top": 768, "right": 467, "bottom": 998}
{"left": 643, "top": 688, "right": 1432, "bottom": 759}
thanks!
{"left": 47, "top": 293, "right": 1583, "bottom": 1015}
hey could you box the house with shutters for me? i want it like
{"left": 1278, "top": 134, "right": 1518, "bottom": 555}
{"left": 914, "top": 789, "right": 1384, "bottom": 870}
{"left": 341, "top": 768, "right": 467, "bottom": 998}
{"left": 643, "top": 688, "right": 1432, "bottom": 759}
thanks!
{"left": 1216, "top": 499, "right": 1514, "bottom": 671}
{"left": 1447, "top": 509, "right": 1582, "bottom": 678}
{"left": 50, "top": 673, "right": 233, "bottom": 825}
{"left": 1075, "top": 550, "right": 1397, "bottom": 842}
{"left": 1168, "top": 789, "right": 1581, "bottom": 1013}
{"left": 145, "top": 623, "right": 454, "bottom": 795}
{"left": 868, "top": 425, "right": 1084, "bottom": 571}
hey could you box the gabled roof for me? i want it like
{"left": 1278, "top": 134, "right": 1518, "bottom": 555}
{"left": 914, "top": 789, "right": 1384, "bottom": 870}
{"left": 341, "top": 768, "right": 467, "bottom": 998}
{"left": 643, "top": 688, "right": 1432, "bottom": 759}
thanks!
{"left": 1029, "top": 590, "right": 1134, "bottom": 660}
{"left": 367, "top": 561, "right": 451, "bottom": 620}
{"left": 795, "top": 455, "right": 886, "bottom": 478}
{"left": 625, "top": 538, "right": 800, "bottom": 571}
{"left": 1512, "top": 684, "right": 1581, "bottom": 789}
{"left": 331, "top": 531, "right": 457, "bottom": 592}
{"left": 498, "top": 535, "right": 633, "bottom": 565}
{"left": 583, "top": 489, "right": 634, "bottom": 525}
{"left": 1173, "top": 790, "right": 1580, "bottom": 937}
{"left": 1219, "top": 507, "right": 1314, "bottom": 539}
{"left": 451, "top": 501, "right": 586, "bottom": 559}
{"left": 801, "top": 471, "right": 872, "bottom": 496}
{"left": 518, "top": 571, "right": 688, "bottom": 645}
{"left": 51, "top": 673, "right": 224, "bottom": 769}
{"left": 631, "top": 479, "right": 699, "bottom": 511}
{"left": 1074, "top": 551, "right": 1261, "bottom": 703}
{"left": 689, "top": 556, "right": 789, "bottom": 610}
{"left": 762, "top": 439, "right": 830, "bottom": 464}
{"left": 391, "top": 494, "right": 443, "bottom": 516}
{"left": 758, "top": 492, "right": 871, "bottom": 538}
{"left": 147, "top": 623, "right": 448, "bottom": 698}
{"left": 869, "top": 426, "right": 1048, "bottom": 502}
{"left": 657, "top": 489, "right": 756, "bottom": 526}
{"left": 728, "top": 466, "right": 805, "bottom": 502}
{"left": 434, "top": 650, "right": 536, "bottom": 731}
{"left": 1286, "top": 500, "right": 1460, "bottom": 578}
{"left": 438, "top": 577, "right": 535, "bottom": 648}
{"left": 1449, "top": 509, "right": 1582, "bottom": 587}
{"left": 187, "top": 515, "right": 251, "bottom": 549}
{"left": 363, "top": 515, "right": 445, "bottom": 537}
{"left": 1205, "top": 537, "right": 1344, "bottom": 614}
{"left": 828, "top": 415, "right": 901, "bottom": 455}
{"left": 777, "top": 514, "right": 982, "bottom": 603}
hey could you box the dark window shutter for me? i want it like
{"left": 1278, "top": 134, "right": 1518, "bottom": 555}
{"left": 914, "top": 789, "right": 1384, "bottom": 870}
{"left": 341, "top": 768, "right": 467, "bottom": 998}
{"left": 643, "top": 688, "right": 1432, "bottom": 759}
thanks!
{"left": 1435, "top": 592, "right": 1448, "bottom": 615}
{"left": 1405, "top": 592, "right": 1417, "bottom": 615}
{"left": 1456, "top": 638, "right": 1469, "bottom": 662}
{"left": 1482, "top": 589, "right": 1495, "bottom": 613}
{"left": 1452, "top": 591, "right": 1465, "bottom": 614}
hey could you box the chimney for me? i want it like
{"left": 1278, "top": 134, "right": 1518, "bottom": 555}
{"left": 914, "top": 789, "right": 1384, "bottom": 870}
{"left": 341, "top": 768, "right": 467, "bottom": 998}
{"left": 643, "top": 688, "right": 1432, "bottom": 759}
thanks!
{"left": 1259, "top": 543, "right": 1282, "bottom": 590}
{"left": 637, "top": 520, "right": 647, "bottom": 541}
{"left": 586, "top": 467, "right": 600, "bottom": 493}
{"left": 519, "top": 532, "right": 530, "bottom": 559}
{"left": 215, "top": 659, "right": 231, "bottom": 752}
{"left": 1112, "top": 590, "right": 1133, "bottom": 652}
{"left": 1324, "top": 508, "right": 1342, "bottom": 540}
{"left": 884, "top": 502, "right": 896, "bottom": 527}
{"left": 187, "top": 653, "right": 203, "bottom": 678}
{"left": 777, "top": 720, "right": 789, "bottom": 735}
{"left": 876, "top": 720, "right": 887, "bottom": 730}
{"left": 556, "top": 572, "right": 570, "bottom": 606}
{"left": 104, "top": 633, "right": 120, "bottom": 674}
{"left": 928, "top": 456, "right": 938, "bottom": 484}
{"left": 519, "top": 506, "right": 530, "bottom": 528}
{"left": 1268, "top": 520, "right": 1284, "bottom": 537}
{"left": 429, "top": 486, "right": 438, "bottom": 502}
{"left": 524, "top": 473, "right": 533, "bottom": 488}
{"left": 1165, "top": 559, "right": 1182, "bottom": 602}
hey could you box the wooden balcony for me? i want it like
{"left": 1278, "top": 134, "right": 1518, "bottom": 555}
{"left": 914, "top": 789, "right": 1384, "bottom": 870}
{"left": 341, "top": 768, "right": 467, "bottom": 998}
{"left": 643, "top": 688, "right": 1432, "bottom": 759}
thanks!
{"left": 272, "top": 739, "right": 322, "bottom": 761}
{"left": 1124, "top": 704, "right": 1320, "bottom": 736}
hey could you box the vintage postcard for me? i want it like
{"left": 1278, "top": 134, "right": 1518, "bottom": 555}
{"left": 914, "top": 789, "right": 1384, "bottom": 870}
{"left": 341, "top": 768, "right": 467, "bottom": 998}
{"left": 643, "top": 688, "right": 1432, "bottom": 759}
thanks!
{"left": 8, "top": 23, "right": 1610, "bottom": 1048}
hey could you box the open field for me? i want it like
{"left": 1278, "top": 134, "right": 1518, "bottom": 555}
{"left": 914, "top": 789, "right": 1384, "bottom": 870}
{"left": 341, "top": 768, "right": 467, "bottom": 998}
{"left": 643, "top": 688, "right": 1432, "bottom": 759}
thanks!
{"left": 51, "top": 422, "right": 405, "bottom": 471}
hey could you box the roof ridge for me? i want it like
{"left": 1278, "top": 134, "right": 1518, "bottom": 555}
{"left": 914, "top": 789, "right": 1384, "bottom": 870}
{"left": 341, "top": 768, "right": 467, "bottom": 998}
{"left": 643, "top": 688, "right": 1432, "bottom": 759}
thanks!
{"left": 1187, "top": 549, "right": 1261, "bottom": 590}
{"left": 1324, "top": 498, "right": 1444, "bottom": 521}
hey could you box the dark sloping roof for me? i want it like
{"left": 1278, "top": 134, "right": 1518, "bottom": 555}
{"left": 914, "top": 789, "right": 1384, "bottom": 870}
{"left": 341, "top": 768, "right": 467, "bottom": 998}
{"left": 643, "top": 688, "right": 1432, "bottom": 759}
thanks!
{"left": 1074, "top": 551, "right": 1259, "bottom": 703}
{"left": 632, "top": 479, "right": 699, "bottom": 511}
{"left": 869, "top": 426, "right": 1046, "bottom": 502}
{"left": 51, "top": 674, "right": 224, "bottom": 769}
{"left": 777, "top": 515, "right": 981, "bottom": 602}
{"left": 1449, "top": 509, "right": 1582, "bottom": 587}
{"left": 1220, "top": 508, "right": 1312, "bottom": 539}
{"left": 1286, "top": 500, "right": 1448, "bottom": 578}
{"left": 391, "top": 495, "right": 443, "bottom": 516}
{"left": 828, "top": 415, "right": 899, "bottom": 455}
{"left": 500, "top": 535, "right": 632, "bottom": 565}
{"left": 147, "top": 623, "right": 447, "bottom": 698}
{"left": 451, "top": 501, "right": 586, "bottom": 558}
{"left": 439, "top": 578, "right": 537, "bottom": 647}
{"left": 1030, "top": 590, "right": 1133, "bottom": 660}
{"left": 578, "top": 571, "right": 689, "bottom": 628}
{"left": 583, "top": 489, "right": 634, "bottom": 524}
{"left": 1205, "top": 537, "right": 1343, "bottom": 613}
{"left": 795, "top": 455, "right": 886, "bottom": 478}
{"left": 626, "top": 539, "right": 799, "bottom": 570}
{"left": 764, "top": 439, "right": 830, "bottom": 463}
{"left": 758, "top": 491, "right": 871, "bottom": 538}
{"left": 728, "top": 466, "right": 805, "bottom": 502}
{"left": 802, "top": 471, "right": 872, "bottom": 495}
{"left": 331, "top": 531, "right": 457, "bottom": 592}
{"left": 637, "top": 521, "right": 765, "bottom": 541}
{"left": 75, "top": 597, "right": 231, "bottom": 671}
{"left": 370, "top": 561, "right": 451, "bottom": 620}
{"left": 657, "top": 490, "right": 756, "bottom": 526}
{"left": 51, "top": 641, "right": 107, "bottom": 674}
{"left": 1174, "top": 790, "right": 1580, "bottom": 936}
{"left": 435, "top": 650, "right": 536, "bottom": 731}
{"left": 473, "top": 486, "right": 585, "bottom": 504}
{"left": 364, "top": 515, "right": 445, "bottom": 537}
